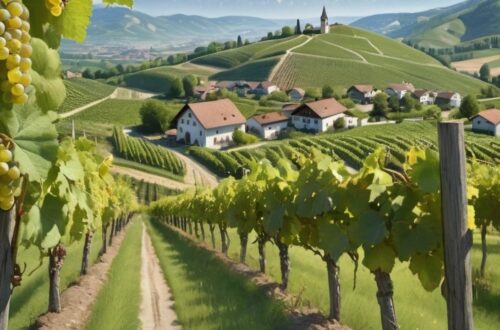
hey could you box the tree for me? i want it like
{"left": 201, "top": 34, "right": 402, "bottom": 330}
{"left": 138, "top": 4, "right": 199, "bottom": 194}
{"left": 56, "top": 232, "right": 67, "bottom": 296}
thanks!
{"left": 459, "top": 95, "right": 480, "bottom": 118}
{"left": 295, "top": 19, "right": 302, "bottom": 34}
{"left": 479, "top": 63, "right": 491, "bottom": 82}
{"left": 282, "top": 26, "right": 293, "bottom": 37}
{"left": 371, "top": 92, "right": 389, "bottom": 118}
{"left": 402, "top": 93, "right": 416, "bottom": 112}
{"left": 82, "top": 68, "right": 94, "bottom": 79}
{"left": 140, "top": 100, "right": 175, "bottom": 133}
{"left": 334, "top": 117, "right": 346, "bottom": 129}
{"left": 388, "top": 95, "right": 400, "bottom": 112}
{"left": 322, "top": 85, "right": 334, "bottom": 99}
{"left": 304, "top": 23, "right": 314, "bottom": 32}
{"left": 182, "top": 75, "right": 198, "bottom": 98}
{"left": 305, "top": 87, "right": 321, "bottom": 99}
{"left": 169, "top": 78, "right": 185, "bottom": 98}
{"left": 237, "top": 35, "right": 243, "bottom": 47}
{"left": 267, "top": 32, "right": 273, "bottom": 40}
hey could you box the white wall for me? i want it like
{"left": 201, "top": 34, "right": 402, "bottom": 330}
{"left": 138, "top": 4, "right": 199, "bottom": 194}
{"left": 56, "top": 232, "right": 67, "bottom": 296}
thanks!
{"left": 292, "top": 113, "right": 348, "bottom": 132}
{"left": 176, "top": 108, "right": 245, "bottom": 148}
{"left": 450, "top": 94, "right": 461, "bottom": 107}
{"left": 472, "top": 118, "right": 499, "bottom": 136}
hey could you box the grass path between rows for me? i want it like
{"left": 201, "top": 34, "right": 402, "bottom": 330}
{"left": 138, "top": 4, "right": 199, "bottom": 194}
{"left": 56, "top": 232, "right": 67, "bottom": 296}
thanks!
{"left": 85, "top": 220, "right": 142, "bottom": 330}
{"left": 146, "top": 219, "right": 291, "bottom": 330}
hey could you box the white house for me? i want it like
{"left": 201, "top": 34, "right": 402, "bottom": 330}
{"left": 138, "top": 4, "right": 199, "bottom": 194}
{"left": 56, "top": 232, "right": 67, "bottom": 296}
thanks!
{"left": 288, "top": 88, "right": 305, "bottom": 101}
{"left": 412, "top": 89, "right": 434, "bottom": 105}
{"left": 247, "top": 112, "right": 289, "bottom": 140}
{"left": 291, "top": 98, "right": 356, "bottom": 133}
{"left": 435, "top": 92, "right": 462, "bottom": 108}
{"left": 385, "top": 83, "right": 415, "bottom": 99}
{"left": 471, "top": 109, "right": 500, "bottom": 136}
{"left": 253, "top": 81, "right": 279, "bottom": 96}
{"left": 173, "top": 99, "right": 246, "bottom": 149}
{"left": 347, "top": 85, "right": 376, "bottom": 104}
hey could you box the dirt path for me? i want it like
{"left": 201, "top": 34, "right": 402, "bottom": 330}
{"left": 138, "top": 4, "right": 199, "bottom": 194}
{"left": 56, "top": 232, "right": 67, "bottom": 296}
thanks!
{"left": 269, "top": 36, "right": 312, "bottom": 81}
{"left": 59, "top": 94, "right": 113, "bottom": 119}
{"left": 316, "top": 38, "right": 368, "bottom": 63}
{"left": 140, "top": 224, "right": 181, "bottom": 330}
{"left": 111, "top": 165, "right": 190, "bottom": 191}
{"left": 166, "top": 148, "right": 219, "bottom": 188}
{"left": 36, "top": 227, "right": 130, "bottom": 330}
{"left": 353, "top": 36, "right": 383, "bottom": 55}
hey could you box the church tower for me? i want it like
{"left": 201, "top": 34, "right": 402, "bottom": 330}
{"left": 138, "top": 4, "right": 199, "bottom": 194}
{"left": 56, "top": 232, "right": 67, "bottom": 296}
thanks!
{"left": 321, "top": 6, "right": 329, "bottom": 34}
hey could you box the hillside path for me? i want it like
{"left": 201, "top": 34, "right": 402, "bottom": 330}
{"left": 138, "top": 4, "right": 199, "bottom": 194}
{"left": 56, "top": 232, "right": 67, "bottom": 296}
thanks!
{"left": 111, "top": 165, "right": 190, "bottom": 190}
{"left": 353, "top": 36, "right": 383, "bottom": 55}
{"left": 140, "top": 224, "right": 181, "bottom": 330}
{"left": 167, "top": 148, "right": 219, "bottom": 188}
{"left": 269, "top": 35, "right": 313, "bottom": 81}
{"left": 316, "top": 38, "right": 368, "bottom": 63}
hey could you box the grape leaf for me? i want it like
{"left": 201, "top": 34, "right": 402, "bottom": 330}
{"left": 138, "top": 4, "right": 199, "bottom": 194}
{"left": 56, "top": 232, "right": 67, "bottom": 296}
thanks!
{"left": 0, "top": 107, "right": 58, "bottom": 182}
{"left": 409, "top": 253, "right": 444, "bottom": 291}
{"left": 317, "top": 217, "right": 350, "bottom": 261}
{"left": 410, "top": 150, "right": 440, "bottom": 193}
{"left": 363, "top": 243, "right": 396, "bottom": 273}
{"left": 348, "top": 210, "right": 387, "bottom": 247}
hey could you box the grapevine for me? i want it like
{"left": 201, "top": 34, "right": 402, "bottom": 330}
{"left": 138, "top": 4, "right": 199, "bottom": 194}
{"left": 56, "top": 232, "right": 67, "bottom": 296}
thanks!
{"left": 0, "top": 133, "right": 21, "bottom": 211}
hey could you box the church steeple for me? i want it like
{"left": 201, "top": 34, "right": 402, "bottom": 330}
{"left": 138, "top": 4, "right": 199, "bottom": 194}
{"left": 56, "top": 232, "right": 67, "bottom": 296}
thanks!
{"left": 321, "top": 6, "right": 328, "bottom": 21}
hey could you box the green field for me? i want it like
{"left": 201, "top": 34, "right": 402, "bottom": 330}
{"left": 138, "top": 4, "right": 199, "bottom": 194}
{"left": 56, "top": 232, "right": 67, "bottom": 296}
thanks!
{"left": 59, "top": 78, "right": 116, "bottom": 113}
{"left": 117, "top": 63, "right": 215, "bottom": 93}
{"left": 211, "top": 57, "right": 280, "bottom": 82}
{"left": 9, "top": 231, "right": 103, "bottom": 330}
{"left": 147, "top": 219, "right": 291, "bottom": 330}
{"left": 85, "top": 220, "right": 142, "bottom": 330}
{"left": 62, "top": 58, "right": 142, "bottom": 72}
{"left": 187, "top": 223, "right": 500, "bottom": 330}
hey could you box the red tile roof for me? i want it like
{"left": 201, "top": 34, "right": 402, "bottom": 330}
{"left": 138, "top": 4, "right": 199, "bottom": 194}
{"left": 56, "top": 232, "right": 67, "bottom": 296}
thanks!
{"left": 293, "top": 98, "right": 347, "bottom": 119}
{"left": 388, "top": 83, "right": 415, "bottom": 92}
{"left": 350, "top": 84, "right": 374, "bottom": 93}
{"left": 412, "top": 89, "right": 429, "bottom": 98}
{"left": 251, "top": 112, "right": 289, "bottom": 125}
{"left": 175, "top": 99, "right": 246, "bottom": 129}
{"left": 473, "top": 109, "right": 500, "bottom": 125}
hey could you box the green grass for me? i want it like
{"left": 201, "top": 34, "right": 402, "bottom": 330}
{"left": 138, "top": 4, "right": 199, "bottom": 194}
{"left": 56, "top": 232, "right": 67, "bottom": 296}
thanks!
{"left": 9, "top": 231, "right": 103, "bottom": 330}
{"left": 59, "top": 78, "right": 116, "bottom": 113}
{"left": 68, "top": 99, "right": 145, "bottom": 126}
{"left": 85, "top": 220, "right": 142, "bottom": 330}
{"left": 211, "top": 57, "right": 280, "bottom": 82}
{"left": 293, "top": 38, "right": 360, "bottom": 60}
{"left": 113, "top": 157, "right": 185, "bottom": 182}
{"left": 62, "top": 59, "right": 142, "bottom": 72}
{"left": 409, "top": 19, "right": 466, "bottom": 49}
{"left": 480, "top": 98, "right": 500, "bottom": 108}
{"left": 194, "top": 224, "right": 500, "bottom": 330}
{"left": 146, "top": 219, "right": 291, "bottom": 330}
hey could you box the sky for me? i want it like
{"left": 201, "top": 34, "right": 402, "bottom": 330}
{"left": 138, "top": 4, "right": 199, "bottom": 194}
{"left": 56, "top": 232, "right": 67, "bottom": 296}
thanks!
{"left": 94, "top": 0, "right": 466, "bottom": 18}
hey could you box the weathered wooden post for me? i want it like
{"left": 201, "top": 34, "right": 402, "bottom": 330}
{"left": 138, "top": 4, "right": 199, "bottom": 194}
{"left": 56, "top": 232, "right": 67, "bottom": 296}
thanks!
{"left": 438, "top": 121, "right": 474, "bottom": 330}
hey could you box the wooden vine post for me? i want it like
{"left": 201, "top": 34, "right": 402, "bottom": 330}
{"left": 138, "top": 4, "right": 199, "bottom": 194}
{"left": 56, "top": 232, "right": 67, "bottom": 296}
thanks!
{"left": 438, "top": 121, "right": 474, "bottom": 330}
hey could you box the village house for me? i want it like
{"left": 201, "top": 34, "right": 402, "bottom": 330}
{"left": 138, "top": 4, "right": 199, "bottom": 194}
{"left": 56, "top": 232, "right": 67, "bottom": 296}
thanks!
{"left": 291, "top": 98, "right": 356, "bottom": 133}
{"left": 435, "top": 91, "right": 462, "bottom": 108}
{"left": 282, "top": 103, "right": 301, "bottom": 118}
{"left": 253, "top": 81, "right": 280, "bottom": 96}
{"left": 247, "top": 112, "right": 289, "bottom": 140}
{"left": 347, "top": 85, "right": 376, "bottom": 104}
{"left": 288, "top": 88, "right": 305, "bottom": 101}
{"left": 173, "top": 99, "right": 246, "bottom": 149}
{"left": 65, "top": 70, "right": 82, "bottom": 79}
{"left": 471, "top": 109, "right": 500, "bottom": 136}
{"left": 385, "top": 83, "right": 415, "bottom": 99}
{"left": 412, "top": 89, "right": 435, "bottom": 105}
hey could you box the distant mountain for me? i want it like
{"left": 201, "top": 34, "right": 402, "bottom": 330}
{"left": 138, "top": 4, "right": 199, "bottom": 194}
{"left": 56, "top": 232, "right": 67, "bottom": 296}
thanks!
{"left": 351, "top": 0, "right": 500, "bottom": 48}
{"left": 62, "top": 7, "right": 359, "bottom": 52}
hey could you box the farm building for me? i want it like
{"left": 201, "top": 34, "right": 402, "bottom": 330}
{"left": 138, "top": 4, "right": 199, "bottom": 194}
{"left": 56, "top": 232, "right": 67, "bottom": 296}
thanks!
{"left": 385, "top": 83, "right": 415, "bottom": 99}
{"left": 173, "top": 99, "right": 246, "bottom": 149}
{"left": 253, "top": 81, "right": 280, "bottom": 96}
{"left": 435, "top": 92, "right": 462, "bottom": 108}
{"left": 282, "top": 103, "right": 301, "bottom": 118}
{"left": 471, "top": 109, "right": 500, "bottom": 136}
{"left": 347, "top": 85, "right": 376, "bottom": 104}
{"left": 291, "top": 98, "right": 356, "bottom": 133}
{"left": 247, "top": 112, "right": 289, "bottom": 140}
{"left": 412, "top": 90, "right": 435, "bottom": 105}
{"left": 288, "top": 88, "right": 305, "bottom": 101}
{"left": 65, "top": 70, "right": 82, "bottom": 79}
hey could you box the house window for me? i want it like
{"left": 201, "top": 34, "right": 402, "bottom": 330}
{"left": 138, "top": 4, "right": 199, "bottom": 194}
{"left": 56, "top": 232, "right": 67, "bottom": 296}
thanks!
{"left": 180, "top": 127, "right": 183, "bottom": 133}
{"left": 302, "top": 118, "right": 306, "bottom": 123}
{"left": 200, "top": 131, "right": 202, "bottom": 136}
{"left": 268, "top": 126, "right": 272, "bottom": 130}
{"left": 193, "top": 121, "right": 197, "bottom": 127}
{"left": 188, "top": 113, "right": 192, "bottom": 118}
{"left": 187, "top": 120, "right": 190, "bottom": 125}
{"left": 314, "top": 120, "right": 318, "bottom": 124}
{"left": 181, "top": 119, "right": 184, "bottom": 124}
{"left": 216, "top": 130, "right": 219, "bottom": 134}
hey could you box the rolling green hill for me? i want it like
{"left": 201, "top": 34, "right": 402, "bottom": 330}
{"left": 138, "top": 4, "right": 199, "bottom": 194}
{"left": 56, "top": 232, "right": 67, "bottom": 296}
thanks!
{"left": 59, "top": 78, "right": 116, "bottom": 113}
{"left": 207, "top": 25, "right": 491, "bottom": 95}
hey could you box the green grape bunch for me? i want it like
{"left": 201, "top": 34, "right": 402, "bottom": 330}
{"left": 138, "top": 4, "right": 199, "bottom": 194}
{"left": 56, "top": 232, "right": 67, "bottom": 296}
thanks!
{"left": 0, "top": 0, "right": 31, "bottom": 108}
{"left": 0, "top": 134, "right": 21, "bottom": 211}
{"left": 45, "top": 0, "right": 68, "bottom": 17}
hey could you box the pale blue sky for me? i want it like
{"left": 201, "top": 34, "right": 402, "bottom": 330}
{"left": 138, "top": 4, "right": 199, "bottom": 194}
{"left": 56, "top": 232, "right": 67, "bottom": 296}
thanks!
{"left": 95, "top": 0, "right": 466, "bottom": 18}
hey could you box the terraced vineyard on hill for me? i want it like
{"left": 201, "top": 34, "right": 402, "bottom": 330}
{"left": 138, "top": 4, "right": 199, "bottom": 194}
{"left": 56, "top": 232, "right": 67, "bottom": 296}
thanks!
{"left": 188, "top": 121, "right": 499, "bottom": 177}
{"left": 59, "top": 78, "right": 117, "bottom": 113}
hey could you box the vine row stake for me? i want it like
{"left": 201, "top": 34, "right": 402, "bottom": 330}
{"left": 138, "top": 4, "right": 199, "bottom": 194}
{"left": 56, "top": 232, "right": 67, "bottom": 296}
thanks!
{"left": 438, "top": 121, "right": 474, "bottom": 330}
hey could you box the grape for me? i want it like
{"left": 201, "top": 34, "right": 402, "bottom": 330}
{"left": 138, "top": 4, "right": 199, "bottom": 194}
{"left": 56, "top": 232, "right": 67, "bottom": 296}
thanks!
{"left": 7, "top": 166, "right": 19, "bottom": 180}
{"left": 0, "top": 162, "right": 8, "bottom": 175}
{"left": 50, "top": 6, "right": 62, "bottom": 17}
{"left": 19, "top": 73, "right": 30, "bottom": 86}
{"left": 0, "top": 149, "right": 12, "bottom": 162}
{"left": 12, "top": 92, "right": 26, "bottom": 104}
{"left": 0, "top": 197, "right": 14, "bottom": 211}
{"left": 7, "top": 17, "right": 21, "bottom": 30}
{"left": 7, "top": 68, "right": 21, "bottom": 83}
{"left": 0, "top": 9, "right": 10, "bottom": 21}
{"left": 11, "top": 83, "right": 23, "bottom": 96}
{"left": 0, "top": 184, "right": 11, "bottom": 197}
{"left": 7, "top": 2, "right": 23, "bottom": 17}
{"left": 7, "top": 38, "right": 21, "bottom": 53}
{"left": 19, "top": 57, "right": 30, "bottom": 71}
{"left": 0, "top": 22, "right": 4, "bottom": 35}
{"left": 19, "top": 43, "right": 30, "bottom": 57}
{"left": 8, "top": 28, "right": 21, "bottom": 40}
{"left": 0, "top": 47, "right": 8, "bottom": 60}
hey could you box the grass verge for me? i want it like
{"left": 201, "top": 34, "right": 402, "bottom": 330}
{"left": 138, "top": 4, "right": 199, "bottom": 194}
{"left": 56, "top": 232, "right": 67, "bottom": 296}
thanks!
{"left": 9, "top": 231, "right": 103, "bottom": 330}
{"left": 113, "top": 157, "right": 185, "bottom": 182}
{"left": 146, "top": 219, "right": 291, "bottom": 330}
{"left": 85, "top": 220, "right": 142, "bottom": 330}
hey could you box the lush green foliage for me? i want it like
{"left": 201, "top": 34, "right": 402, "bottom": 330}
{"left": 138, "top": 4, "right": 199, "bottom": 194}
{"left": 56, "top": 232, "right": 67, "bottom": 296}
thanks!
{"left": 112, "top": 127, "right": 185, "bottom": 177}
{"left": 140, "top": 100, "right": 177, "bottom": 134}
{"left": 233, "top": 129, "right": 259, "bottom": 146}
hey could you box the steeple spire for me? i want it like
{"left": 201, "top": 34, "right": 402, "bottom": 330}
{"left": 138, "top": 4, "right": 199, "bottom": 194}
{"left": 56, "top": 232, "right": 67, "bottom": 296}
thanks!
{"left": 321, "top": 5, "right": 328, "bottom": 20}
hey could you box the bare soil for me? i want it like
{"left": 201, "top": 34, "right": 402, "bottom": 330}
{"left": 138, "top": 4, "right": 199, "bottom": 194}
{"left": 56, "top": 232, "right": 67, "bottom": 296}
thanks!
{"left": 452, "top": 55, "right": 500, "bottom": 76}
{"left": 35, "top": 229, "right": 129, "bottom": 330}
{"left": 139, "top": 224, "right": 181, "bottom": 330}
{"left": 111, "top": 165, "right": 191, "bottom": 191}
{"left": 168, "top": 225, "right": 350, "bottom": 330}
